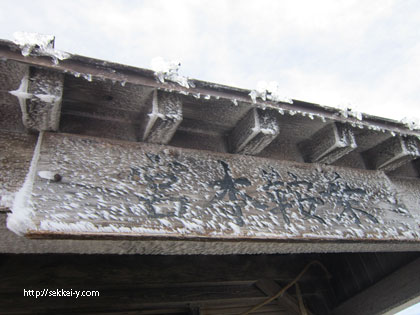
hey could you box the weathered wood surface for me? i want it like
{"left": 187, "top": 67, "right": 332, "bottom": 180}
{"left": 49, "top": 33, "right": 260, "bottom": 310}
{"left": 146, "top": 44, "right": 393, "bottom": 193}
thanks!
{"left": 0, "top": 131, "right": 37, "bottom": 211}
{"left": 6, "top": 132, "right": 420, "bottom": 249}
{"left": 364, "top": 135, "right": 420, "bottom": 172}
{"left": 229, "top": 108, "right": 279, "bottom": 155}
{"left": 331, "top": 257, "right": 420, "bottom": 315}
{"left": 142, "top": 90, "right": 183, "bottom": 144}
{"left": 9, "top": 67, "right": 64, "bottom": 132}
{"left": 299, "top": 122, "right": 357, "bottom": 164}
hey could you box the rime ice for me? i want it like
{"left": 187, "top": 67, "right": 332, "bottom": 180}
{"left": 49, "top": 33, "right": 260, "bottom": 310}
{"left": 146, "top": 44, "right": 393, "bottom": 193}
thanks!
{"left": 150, "top": 57, "right": 190, "bottom": 88}
{"left": 249, "top": 81, "right": 293, "bottom": 104}
{"left": 12, "top": 32, "right": 70, "bottom": 64}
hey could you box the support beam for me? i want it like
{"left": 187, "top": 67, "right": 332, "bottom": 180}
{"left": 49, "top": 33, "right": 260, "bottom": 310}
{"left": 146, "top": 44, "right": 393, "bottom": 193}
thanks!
{"left": 9, "top": 67, "right": 64, "bottom": 132}
{"left": 299, "top": 122, "right": 357, "bottom": 164}
{"left": 143, "top": 90, "right": 182, "bottom": 144}
{"left": 363, "top": 136, "right": 420, "bottom": 172}
{"left": 229, "top": 108, "right": 279, "bottom": 155}
{"left": 331, "top": 258, "right": 420, "bottom": 315}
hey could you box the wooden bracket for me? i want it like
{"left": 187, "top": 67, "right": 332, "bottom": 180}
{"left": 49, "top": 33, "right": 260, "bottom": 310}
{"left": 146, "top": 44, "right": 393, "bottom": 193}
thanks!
{"left": 10, "top": 67, "right": 64, "bottom": 132}
{"left": 143, "top": 90, "right": 183, "bottom": 144}
{"left": 299, "top": 122, "right": 357, "bottom": 164}
{"left": 363, "top": 135, "right": 420, "bottom": 172}
{"left": 229, "top": 108, "right": 279, "bottom": 155}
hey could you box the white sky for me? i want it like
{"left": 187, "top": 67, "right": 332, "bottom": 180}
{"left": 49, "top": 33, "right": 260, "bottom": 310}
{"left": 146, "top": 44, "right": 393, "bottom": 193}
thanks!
{"left": 1, "top": 0, "right": 420, "bottom": 122}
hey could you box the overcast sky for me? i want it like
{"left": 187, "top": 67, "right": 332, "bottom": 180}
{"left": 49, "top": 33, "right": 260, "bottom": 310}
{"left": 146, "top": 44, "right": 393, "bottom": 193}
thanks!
{"left": 1, "top": 0, "right": 420, "bottom": 122}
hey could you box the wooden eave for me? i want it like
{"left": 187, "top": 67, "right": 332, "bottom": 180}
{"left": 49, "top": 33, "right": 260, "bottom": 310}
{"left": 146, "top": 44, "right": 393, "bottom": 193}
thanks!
{"left": 1, "top": 38, "right": 420, "bottom": 254}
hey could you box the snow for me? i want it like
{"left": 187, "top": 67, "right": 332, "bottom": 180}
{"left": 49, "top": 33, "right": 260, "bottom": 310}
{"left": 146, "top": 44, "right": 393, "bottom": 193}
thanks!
{"left": 150, "top": 56, "right": 191, "bottom": 88}
{"left": 0, "top": 191, "right": 15, "bottom": 208}
{"left": 336, "top": 104, "right": 363, "bottom": 121}
{"left": 401, "top": 117, "right": 420, "bottom": 131}
{"left": 34, "top": 94, "right": 59, "bottom": 103}
{"left": 38, "top": 171, "right": 56, "bottom": 181}
{"left": 9, "top": 71, "right": 31, "bottom": 124}
{"left": 12, "top": 32, "right": 70, "bottom": 64}
{"left": 143, "top": 90, "right": 160, "bottom": 140}
{"left": 249, "top": 81, "right": 293, "bottom": 104}
{"left": 7, "top": 132, "right": 44, "bottom": 235}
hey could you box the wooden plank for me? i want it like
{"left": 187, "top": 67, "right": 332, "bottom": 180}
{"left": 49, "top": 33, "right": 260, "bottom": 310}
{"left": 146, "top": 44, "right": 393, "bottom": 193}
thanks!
{"left": 229, "top": 108, "right": 279, "bottom": 155}
{"left": 2, "top": 212, "right": 420, "bottom": 254}
{"left": 331, "top": 258, "right": 420, "bottom": 315}
{"left": 9, "top": 66, "right": 64, "bottom": 132}
{"left": 299, "top": 122, "right": 357, "bottom": 164}
{"left": 363, "top": 135, "right": 420, "bottom": 172}
{"left": 5, "top": 132, "right": 420, "bottom": 251}
{"left": 143, "top": 90, "right": 183, "bottom": 144}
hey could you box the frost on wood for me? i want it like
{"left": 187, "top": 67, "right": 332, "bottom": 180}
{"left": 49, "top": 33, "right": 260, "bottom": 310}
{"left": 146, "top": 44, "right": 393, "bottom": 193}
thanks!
{"left": 249, "top": 81, "right": 293, "bottom": 104}
{"left": 6, "top": 132, "right": 43, "bottom": 235}
{"left": 12, "top": 32, "right": 70, "bottom": 64}
{"left": 9, "top": 67, "right": 64, "bottom": 132}
{"left": 299, "top": 122, "right": 357, "bottom": 164}
{"left": 16, "top": 133, "right": 420, "bottom": 243}
{"left": 364, "top": 136, "right": 420, "bottom": 172}
{"left": 150, "top": 57, "right": 191, "bottom": 88}
{"left": 143, "top": 90, "right": 183, "bottom": 144}
{"left": 229, "top": 108, "right": 280, "bottom": 155}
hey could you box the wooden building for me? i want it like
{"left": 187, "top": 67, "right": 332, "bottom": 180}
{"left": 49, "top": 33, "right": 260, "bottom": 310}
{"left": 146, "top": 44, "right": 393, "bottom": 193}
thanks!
{"left": 0, "top": 35, "right": 419, "bottom": 314}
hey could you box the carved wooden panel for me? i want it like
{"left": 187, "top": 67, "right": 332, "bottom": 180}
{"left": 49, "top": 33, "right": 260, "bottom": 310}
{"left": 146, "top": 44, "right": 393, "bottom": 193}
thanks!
{"left": 9, "top": 132, "right": 419, "bottom": 245}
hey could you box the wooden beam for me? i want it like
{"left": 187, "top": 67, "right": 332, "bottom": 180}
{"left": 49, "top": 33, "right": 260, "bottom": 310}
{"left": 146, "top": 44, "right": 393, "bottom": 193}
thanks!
{"left": 9, "top": 67, "right": 64, "bottom": 132}
{"left": 143, "top": 90, "right": 182, "bottom": 144}
{"left": 4, "top": 132, "right": 420, "bottom": 254}
{"left": 229, "top": 108, "right": 279, "bottom": 155}
{"left": 331, "top": 258, "right": 420, "bottom": 315}
{"left": 299, "top": 122, "right": 357, "bottom": 164}
{"left": 363, "top": 135, "right": 420, "bottom": 172}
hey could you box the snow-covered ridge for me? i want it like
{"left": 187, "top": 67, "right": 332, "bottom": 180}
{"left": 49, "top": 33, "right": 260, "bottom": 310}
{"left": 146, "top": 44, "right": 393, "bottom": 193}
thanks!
{"left": 12, "top": 32, "right": 70, "bottom": 64}
{"left": 249, "top": 81, "right": 293, "bottom": 104}
{"left": 150, "top": 57, "right": 192, "bottom": 89}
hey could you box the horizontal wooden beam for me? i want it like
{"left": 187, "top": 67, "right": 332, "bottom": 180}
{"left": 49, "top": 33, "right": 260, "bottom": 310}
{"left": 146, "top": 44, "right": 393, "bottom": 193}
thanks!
{"left": 4, "top": 132, "right": 420, "bottom": 254}
{"left": 364, "top": 135, "right": 420, "bottom": 172}
{"left": 229, "top": 108, "right": 279, "bottom": 155}
{"left": 142, "top": 90, "right": 183, "bottom": 144}
{"left": 9, "top": 67, "right": 64, "bottom": 132}
{"left": 331, "top": 258, "right": 420, "bottom": 315}
{"left": 299, "top": 122, "right": 357, "bottom": 164}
